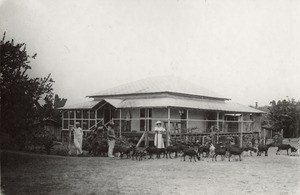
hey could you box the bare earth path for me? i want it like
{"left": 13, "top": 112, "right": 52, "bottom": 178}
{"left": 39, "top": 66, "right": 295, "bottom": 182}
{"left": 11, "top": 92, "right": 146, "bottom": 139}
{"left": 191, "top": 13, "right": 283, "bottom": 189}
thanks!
{"left": 1, "top": 147, "right": 300, "bottom": 195}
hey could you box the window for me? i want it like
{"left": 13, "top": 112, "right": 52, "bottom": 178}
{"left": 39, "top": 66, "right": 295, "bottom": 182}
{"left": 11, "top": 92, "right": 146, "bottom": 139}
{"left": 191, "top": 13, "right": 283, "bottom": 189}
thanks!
{"left": 83, "top": 110, "right": 88, "bottom": 119}
{"left": 140, "top": 120, "right": 146, "bottom": 131}
{"left": 63, "top": 111, "right": 68, "bottom": 119}
{"left": 90, "top": 110, "right": 95, "bottom": 119}
{"left": 140, "top": 108, "right": 152, "bottom": 131}
{"left": 69, "top": 111, "right": 74, "bottom": 119}
{"left": 149, "top": 109, "right": 152, "bottom": 118}
{"left": 69, "top": 120, "right": 74, "bottom": 126}
{"left": 76, "top": 111, "right": 82, "bottom": 119}
{"left": 140, "top": 108, "right": 146, "bottom": 118}
{"left": 97, "top": 110, "right": 103, "bottom": 119}
{"left": 63, "top": 120, "right": 68, "bottom": 129}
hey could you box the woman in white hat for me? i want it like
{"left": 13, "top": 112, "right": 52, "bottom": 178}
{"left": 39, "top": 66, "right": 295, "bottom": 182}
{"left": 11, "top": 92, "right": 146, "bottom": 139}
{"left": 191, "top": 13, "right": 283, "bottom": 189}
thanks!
{"left": 72, "top": 122, "right": 83, "bottom": 156}
{"left": 154, "top": 121, "right": 165, "bottom": 148}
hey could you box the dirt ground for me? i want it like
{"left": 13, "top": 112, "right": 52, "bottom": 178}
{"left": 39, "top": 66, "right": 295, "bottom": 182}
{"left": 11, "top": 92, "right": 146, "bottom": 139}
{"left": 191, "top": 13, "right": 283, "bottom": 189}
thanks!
{"left": 1, "top": 141, "right": 300, "bottom": 195}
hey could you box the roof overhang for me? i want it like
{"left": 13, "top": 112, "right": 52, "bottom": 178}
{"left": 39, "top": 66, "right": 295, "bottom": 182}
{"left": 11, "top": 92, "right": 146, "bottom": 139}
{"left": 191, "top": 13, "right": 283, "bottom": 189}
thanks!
{"left": 57, "top": 99, "right": 123, "bottom": 110}
{"left": 117, "top": 97, "right": 264, "bottom": 114}
{"left": 58, "top": 97, "right": 264, "bottom": 114}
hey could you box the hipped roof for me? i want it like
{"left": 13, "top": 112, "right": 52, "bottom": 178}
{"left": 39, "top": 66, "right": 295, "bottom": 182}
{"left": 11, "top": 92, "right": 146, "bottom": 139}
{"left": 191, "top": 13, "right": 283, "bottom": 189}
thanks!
{"left": 88, "top": 76, "right": 230, "bottom": 100}
{"left": 58, "top": 97, "right": 264, "bottom": 113}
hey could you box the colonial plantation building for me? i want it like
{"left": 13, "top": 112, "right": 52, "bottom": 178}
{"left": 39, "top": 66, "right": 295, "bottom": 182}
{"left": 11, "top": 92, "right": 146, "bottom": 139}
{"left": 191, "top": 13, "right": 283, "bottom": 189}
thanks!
{"left": 59, "top": 76, "right": 264, "bottom": 146}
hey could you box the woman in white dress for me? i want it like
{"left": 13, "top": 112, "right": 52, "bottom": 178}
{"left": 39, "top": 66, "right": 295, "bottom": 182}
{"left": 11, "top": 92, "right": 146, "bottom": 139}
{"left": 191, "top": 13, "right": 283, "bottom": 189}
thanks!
{"left": 72, "top": 122, "right": 83, "bottom": 156}
{"left": 154, "top": 121, "right": 165, "bottom": 148}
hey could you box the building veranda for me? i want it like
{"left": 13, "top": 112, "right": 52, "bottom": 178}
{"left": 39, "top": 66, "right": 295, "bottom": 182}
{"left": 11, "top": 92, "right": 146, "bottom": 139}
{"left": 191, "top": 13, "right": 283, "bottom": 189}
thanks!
{"left": 59, "top": 76, "right": 264, "bottom": 147}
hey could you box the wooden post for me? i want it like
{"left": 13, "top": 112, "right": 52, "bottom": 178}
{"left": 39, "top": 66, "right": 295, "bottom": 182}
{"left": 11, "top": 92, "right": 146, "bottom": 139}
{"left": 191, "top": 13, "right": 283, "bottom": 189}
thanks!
{"left": 62, "top": 111, "right": 65, "bottom": 143}
{"left": 167, "top": 107, "right": 171, "bottom": 147}
{"left": 145, "top": 109, "right": 149, "bottom": 147}
{"left": 145, "top": 131, "right": 149, "bottom": 147}
{"left": 217, "top": 112, "right": 220, "bottom": 143}
{"left": 119, "top": 109, "right": 122, "bottom": 138}
{"left": 136, "top": 132, "right": 146, "bottom": 147}
{"left": 217, "top": 112, "right": 220, "bottom": 130}
{"left": 186, "top": 109, "right": 189, "bottom": 129}
{"left": 240, "top": 114, "right": 243, "bottom": 147}
{"left": 264, "top": 128, "right": 266, "bottom": 145}
{"left": 68, "top": 125, "right": 72, "bottom": 155}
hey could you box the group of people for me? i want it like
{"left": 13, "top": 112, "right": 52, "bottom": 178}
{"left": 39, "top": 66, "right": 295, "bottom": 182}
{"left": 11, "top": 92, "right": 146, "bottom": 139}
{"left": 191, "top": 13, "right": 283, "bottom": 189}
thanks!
{"left": 68, "top": 120, "right": 166, "bottom": 157}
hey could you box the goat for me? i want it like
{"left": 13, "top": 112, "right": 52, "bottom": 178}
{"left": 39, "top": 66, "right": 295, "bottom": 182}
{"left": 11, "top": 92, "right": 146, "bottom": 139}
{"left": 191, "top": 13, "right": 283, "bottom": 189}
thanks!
{"left": 114, "top": 144, "right": 135, "bottom": 159}
{"left": 132, "top": 147, "right": 147, "bottom": 161}
{"left": 198, "top": 144, "right": 210, "bottom": 158}
{"left": 257, "top": 143, "right": 273, "bottom": 156}
{"left": 145, "top": 147, "right": 166, "bottom": 159}
{"left": 182, "top": 148, "right": 200, "bottom": 162}
{"left": 164, "top": 145, "right": 180, "bottom": 159}
{"left": 276, "top": 144, "right": 293, "bottom": 155}
{"left": 226, "top": 145, "right": 245, "bottom": 161}
{"left": 212, "top": 144, "right": 226, "bottom": 161}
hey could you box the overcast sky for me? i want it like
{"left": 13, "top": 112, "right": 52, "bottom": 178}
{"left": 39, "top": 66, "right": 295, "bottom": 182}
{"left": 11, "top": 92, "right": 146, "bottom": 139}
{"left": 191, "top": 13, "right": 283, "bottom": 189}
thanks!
{"left": 1, "top": 0, "right": 299, "bottom": 107}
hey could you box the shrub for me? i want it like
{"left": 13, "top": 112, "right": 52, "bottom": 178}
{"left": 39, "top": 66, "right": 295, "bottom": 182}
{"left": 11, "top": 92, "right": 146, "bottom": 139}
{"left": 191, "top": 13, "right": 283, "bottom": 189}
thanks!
{"left": 31, "top": 129, "right": 61, "bottom": 154}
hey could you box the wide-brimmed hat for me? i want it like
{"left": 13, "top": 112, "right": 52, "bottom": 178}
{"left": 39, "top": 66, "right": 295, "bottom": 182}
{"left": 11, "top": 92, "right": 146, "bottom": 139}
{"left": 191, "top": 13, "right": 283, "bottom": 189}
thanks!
{"left": 156, "top": 121, "right": 162, "bottom": 125}
{"left": 75, "top": 122, "right": 80, "bottom": 125}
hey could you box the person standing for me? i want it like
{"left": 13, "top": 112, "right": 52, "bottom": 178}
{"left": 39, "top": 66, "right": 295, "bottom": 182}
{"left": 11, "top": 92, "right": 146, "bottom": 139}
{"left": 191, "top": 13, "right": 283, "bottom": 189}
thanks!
{"left": 107, "top": 122, "right": 116, "bottom": 158}
{"left": 73, "top": 122, "right": 83, "bottom": 156}
{"left": 154, "top": 121, "right": 165, "bottom": 148}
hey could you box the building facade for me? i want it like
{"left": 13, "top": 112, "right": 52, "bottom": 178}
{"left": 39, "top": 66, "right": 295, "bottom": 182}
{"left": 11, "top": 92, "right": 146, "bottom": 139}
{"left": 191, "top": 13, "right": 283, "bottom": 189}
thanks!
{"left": 59, "top": 76, "right": 264, "bottom": 145}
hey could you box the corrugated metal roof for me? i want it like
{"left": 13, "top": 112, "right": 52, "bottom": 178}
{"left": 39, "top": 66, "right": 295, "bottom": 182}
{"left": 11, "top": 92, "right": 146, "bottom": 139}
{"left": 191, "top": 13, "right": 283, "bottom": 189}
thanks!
{"left": 88, "top": 76, "right": 230, "bottom": 100}
{"left": 57, "top": 101, "right": 101, "bottom": 110}
{"left": 57, "top": 99, "right": 123, "bottom": 110}
{"left": 58, "top": 97, "right": 263, "bottom": 113}
{"left": 104, "top": 99, "right": 123, "bottom": 107}
{"left": 117, "top": 97, "right": 264, "bottom": 113}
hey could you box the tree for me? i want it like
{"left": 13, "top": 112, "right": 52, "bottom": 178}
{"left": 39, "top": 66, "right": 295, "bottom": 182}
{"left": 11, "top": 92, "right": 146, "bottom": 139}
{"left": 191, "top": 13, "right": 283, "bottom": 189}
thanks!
{"left": 54, "top": 94, "right": 67, "bottom": 109}
{"left": 0, "top": 33, "right": 54, "bottom": 138}
{"left": 268, "top": 99, "right": 300, "bottom": 138}
{"left": 35, "top": 94, "right": 67, "bottom": 126}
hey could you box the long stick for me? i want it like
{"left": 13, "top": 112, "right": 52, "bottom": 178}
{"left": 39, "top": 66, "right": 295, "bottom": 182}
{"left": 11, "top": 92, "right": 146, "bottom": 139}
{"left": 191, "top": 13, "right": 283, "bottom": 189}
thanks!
{"left": 136, "top": 132, "right": 145, "bottom": 147}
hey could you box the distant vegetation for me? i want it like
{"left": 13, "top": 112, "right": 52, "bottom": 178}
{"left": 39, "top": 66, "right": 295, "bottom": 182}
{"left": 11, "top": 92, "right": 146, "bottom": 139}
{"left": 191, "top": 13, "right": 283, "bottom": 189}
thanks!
{"left": 255, "top": 99, "right": 300, "bottom": 138}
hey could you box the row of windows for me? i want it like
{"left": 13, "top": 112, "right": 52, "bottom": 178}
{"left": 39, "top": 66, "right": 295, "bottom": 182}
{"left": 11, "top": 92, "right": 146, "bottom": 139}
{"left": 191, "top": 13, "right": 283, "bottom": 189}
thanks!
{"left": 63, "top": 110, "right": 103, "bottom": 119}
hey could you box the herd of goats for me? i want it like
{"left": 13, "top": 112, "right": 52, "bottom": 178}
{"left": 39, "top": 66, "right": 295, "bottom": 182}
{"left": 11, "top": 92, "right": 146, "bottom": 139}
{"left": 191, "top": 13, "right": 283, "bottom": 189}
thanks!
{"left": 90, "top": 139, "right": 299, "bottom": 162}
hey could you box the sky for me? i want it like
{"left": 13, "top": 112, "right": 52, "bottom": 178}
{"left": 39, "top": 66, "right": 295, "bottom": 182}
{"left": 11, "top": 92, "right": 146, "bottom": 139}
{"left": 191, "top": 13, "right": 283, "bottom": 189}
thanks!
{"left": 1, "top": 0, "right": 299, "bottom": 107}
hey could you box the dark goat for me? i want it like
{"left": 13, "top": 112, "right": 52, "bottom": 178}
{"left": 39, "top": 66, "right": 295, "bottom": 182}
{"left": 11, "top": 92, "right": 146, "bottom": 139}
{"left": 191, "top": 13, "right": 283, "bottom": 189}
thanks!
{"left": 257, "top": 143, "right": 273, "bottom": 156}
{"left": 164, "top": 145, "right": 180, "bottom": 159}
{"left": 114, "top": 144, "right": 135, "bottom": 158}
{"left": 212, "top": 144, "right": 226, "bottom": 161}
{"left": 182, "top": 148, "right": 200, "bottom": 162}
{"left": 276, "top": 144, "right": 293, "bottom": 155}
{"left": 198, "top": 144, "right": 210, "bottom": 158}
{"left": 176, "top": 142, "right": 191, "bottom": 151}
{"left": 145, "top": 147, "right": 166, "bottom": 159}
{"left": 226, "top": 145, "right": 245, "bottom": 161}
{"left": 132, "top": 147, "right": 147, "bottom": 161}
